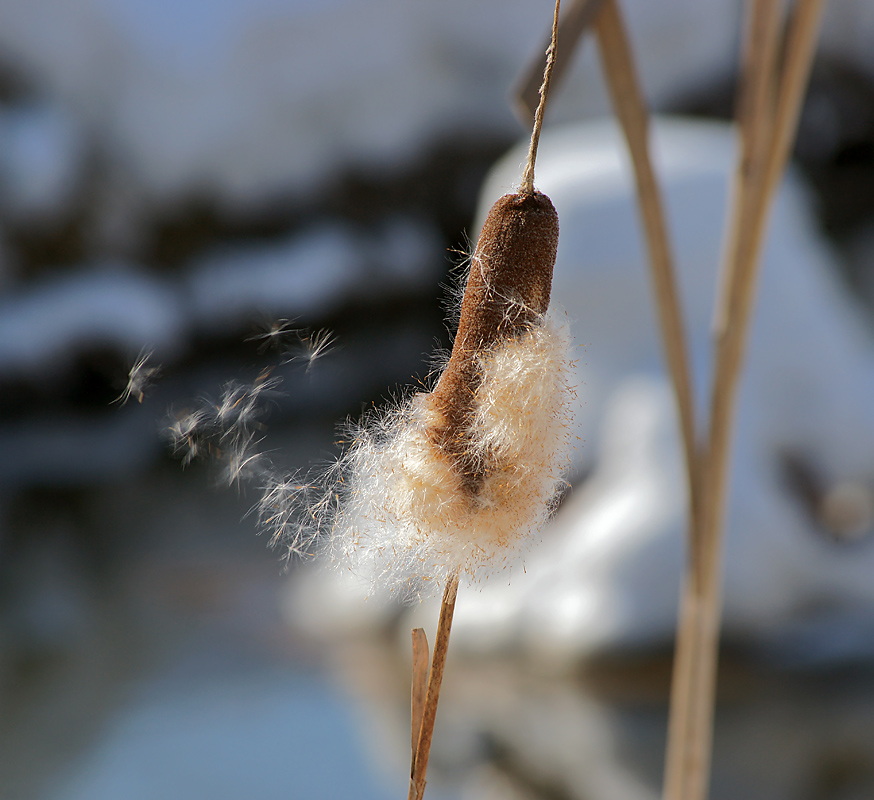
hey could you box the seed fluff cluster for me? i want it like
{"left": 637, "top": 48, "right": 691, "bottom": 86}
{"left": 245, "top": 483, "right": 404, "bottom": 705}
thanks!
{"left": 163, "top": 193, "right": 575, "bottom": 601}
{"left": 311, "top": 310, "right": 575, "bottom": 597}
{"left": 261, "top": 191, "right": 576, "bottom": 599}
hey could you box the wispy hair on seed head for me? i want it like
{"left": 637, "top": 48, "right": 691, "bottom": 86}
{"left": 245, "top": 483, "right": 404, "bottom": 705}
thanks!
{"left": 267, "top": 310, "right": 575, "bottom": 600}
{"left": 441, "top": 234, "right": 475, "bottom": 333}
{"left": 246, "top": 318, "right": 338, "bottom": 374}
{"left": 163, "top": 300, "right": 573, "bottom": 597}
{"left": 297, "top": 328, "right": 338, "bottom": 372}
{"left": 257, "top": 471, "right": 326, "bottom": 558}
{"left": 167, "top": 407, "right": 212, "bottom": 465}
{"left": 424, "top": 340, "right": 452, "bottom": 388}
{"left": 247, "top": 317, "right": 301, "bottom": 353}
{"left": 163, "top": 325, "right": 345, "bottom": 563}
{"left": 166, "top": 369, "right": 279, "bottom": 473}
{"left": 115, "top": 348, "right": 161, "bottom": 405}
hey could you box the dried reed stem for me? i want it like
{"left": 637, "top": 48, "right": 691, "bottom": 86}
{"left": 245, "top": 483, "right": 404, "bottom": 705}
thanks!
{"left": 410, "top": 628, "right": 430, "bottom": 758}
{"left": 761, "top": 0, "right": 827, "bottom": 206}
{"left": 663, "top": 2, "right": 826, "bottom": 799}
{"left": 515, "top": 0, "right": 608, "bottom": 124}
{"left": 408, "top": 572, "right": 460, "bottom": 800}
{"left": 712, "top": 0, "right": 783, "bottom": 345}
{"left": 521, "top": 0, "right": 562, "bottom": 194}
{"left": 590, "top": 6, "right": 703, "bottom": 795}
{"left": 593, "top": 0, "right": 699, "bottom": 553}
{"left": 663, "top": 3, "right": 782, "bottom": 798}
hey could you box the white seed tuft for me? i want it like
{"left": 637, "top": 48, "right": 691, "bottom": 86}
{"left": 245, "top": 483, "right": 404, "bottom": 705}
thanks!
{"left": 277, "top": 312, "right": 575, "bottom": 598}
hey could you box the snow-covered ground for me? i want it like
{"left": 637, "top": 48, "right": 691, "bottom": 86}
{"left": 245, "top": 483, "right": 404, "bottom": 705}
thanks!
{"left": 0, "top": 0, "right": 735, "bottom": 211}
{"left": 0, "top": 217, "right": 437, "bottom": 376}
{"left": 0, "top": 0, "right": 872, "bottom": 219}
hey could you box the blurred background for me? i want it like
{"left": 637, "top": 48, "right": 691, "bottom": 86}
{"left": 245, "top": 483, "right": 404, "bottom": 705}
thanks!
{"left": 2, "top": 1, "right": 874, "bottom": 798}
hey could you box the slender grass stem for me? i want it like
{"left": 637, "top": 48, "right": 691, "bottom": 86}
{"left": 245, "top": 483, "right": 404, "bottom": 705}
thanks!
{"left": 521, "top": 0, "right": 562, "bottom": 194}
{"left": 410, "top": 628, "right": 430, "bottom": 759}
{"left": 663, "top": 3, "right": 783, "bottom": 798}
{"left": 515, "top": 0, "right": 608, "bottom": 123}
{"left": 408, "top": 571, "right": 460, "bottom": 800}
{"left": 593, "top": 0, "right": 699, "bottom": 562}
{"left": 663, "top": 2, "right": 826, "bottom": 799}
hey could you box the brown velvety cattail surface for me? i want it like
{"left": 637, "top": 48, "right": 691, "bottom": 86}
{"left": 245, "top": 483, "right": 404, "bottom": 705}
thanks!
{"left": 430, "top": 191, "right": 559, "bottom": 494}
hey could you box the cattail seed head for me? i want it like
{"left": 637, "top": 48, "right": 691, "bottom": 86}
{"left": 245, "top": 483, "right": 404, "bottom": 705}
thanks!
{"left": 278, "top": 187, "right": 575, "bottom": 597}
{"left": 430, "top": 190, "right": 559, "bottom": 493}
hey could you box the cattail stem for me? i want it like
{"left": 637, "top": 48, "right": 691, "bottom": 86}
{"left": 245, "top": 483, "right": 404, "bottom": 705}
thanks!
{"left": 663, "top": 2, "right": 826, "bottom": 799}
{"left": 521, "top": 0, "right": 562, "bottom": 194}
{"left": 514, "top": 0, "right": 608, "bottom": 124}
{"left": 593, "top": 0, "right": 699, "bottom": 566}
{"left": 410, "top": 628, "right": 430, "bottom": 759}
{"left": 408, "top": 571, "right": 460, "bottom": 800}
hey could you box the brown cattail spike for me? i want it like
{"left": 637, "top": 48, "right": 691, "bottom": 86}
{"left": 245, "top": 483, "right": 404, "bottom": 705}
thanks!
{"left": 428, "top": 0, "right": 561, "bottom": 495}
{"left": 430, "top": 190, "right": 559, "bottom": 493}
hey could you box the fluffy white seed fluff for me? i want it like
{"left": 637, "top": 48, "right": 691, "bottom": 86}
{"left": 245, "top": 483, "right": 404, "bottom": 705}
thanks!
{"left": 315, "top": 312, "right": 575, "bottom": 598}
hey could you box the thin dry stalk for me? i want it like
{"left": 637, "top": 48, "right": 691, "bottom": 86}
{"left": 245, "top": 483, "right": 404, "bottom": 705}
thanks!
{"left": 761, "top": 0, "right": 828, "bottom": 205}
{"left": 663, "top": 2, "right": 826, "bottom": 799}
{"left": 705, "top": 1, "right": 826, "bottom": 574}
{"left": 593, "top": 0, "right": 699, "bottom": 550}
{"left": 712, "top": 0, "right": 783, "bottom": 340}
{"left": 663, "top": 3, "right": 783, "bottom": 797}
{"left": 515, "top": 0, "right": 607, "bottom": 123}
{"left": 408, "top": 572, "right": 460, "bottom": 800}
{"left": 591, "top": 10, "right": 708, "bottom": 793}
{"left": 521, "top": 0, "right": 562, "bottom": 194}
{"left": 410, "top": 628, "right": 430, "bottom": 757}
